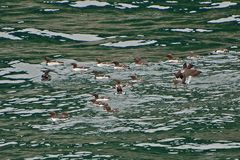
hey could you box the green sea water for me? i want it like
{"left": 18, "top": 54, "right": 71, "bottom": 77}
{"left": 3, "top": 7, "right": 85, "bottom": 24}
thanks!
{"left": 0, "top": 0, "right": 240, "bottom": 159}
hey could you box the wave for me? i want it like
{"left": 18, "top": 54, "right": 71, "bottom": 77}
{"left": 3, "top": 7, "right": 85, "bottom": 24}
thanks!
{"left": 0, "top": 31, "right": 22, "bottom": 40}
{"left": 201, "top": 1, "right": 237, "bottom": 9}
{"left": 14, "top": 28, "right": 104, "bottom": 42}
{"left": 208, "top": 15, "right": 240, "bottom": 24}
{"left": 101, "top": 40, "right": 157, "bottom": 48}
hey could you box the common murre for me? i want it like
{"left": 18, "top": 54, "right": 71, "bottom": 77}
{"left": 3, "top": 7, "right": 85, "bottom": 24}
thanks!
{"left": 174, "top": 63, "right": 201, "bottom": 84}
{"left": 166, "top": 54, "right": 180, "bottom": 63}
{"left": 112, "top": 61, "right": 130, "bottom": 70}
{"left": 41, "top": 69, "right": 52, "bottom": 81}
{"left": 96, "top": 58, "right": 112, "bottom": 67}
{"left": 50, "top": 112, "right": 69, "bottom": 122}
{"left": 134, "top": 57, "right": 148, "bottom": 66}
{"left": 45, "top": 57, "right": 64, "bottom": 66}
{"left": 71, "top": 63, "right": 89, "bottom": 71}
{"left": 92, "top": 93, "right": 109, "bottom": 102}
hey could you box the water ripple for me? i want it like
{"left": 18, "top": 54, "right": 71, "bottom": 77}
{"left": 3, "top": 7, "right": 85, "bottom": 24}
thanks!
{"left": 14, "top": 28, "right": 104, "bottom": 42}
{"left": 70, "top": 0, "right": 110, "bottom": 8}
{"left": 101, "top": 40, "right": 157, "bottom": 48}
{"left": 115, "top": 3, "right": 139, "bottom": 9}
{"left": 200, "top": 1, "right": 237, "bottom": 9}
{"left": 0, "top": 0, "right": 240, "bottom": 158}
{"left": 147, "top": 5, "right": 170, "bottom": 10}
{"left": 135, "top": 141, "right": 240, "bottom": 151}
{"left": 0, "top": 31, "right": 22, "bottom": 40}
{"left": 208, "top": 15, "right": 240, "bottom": 24}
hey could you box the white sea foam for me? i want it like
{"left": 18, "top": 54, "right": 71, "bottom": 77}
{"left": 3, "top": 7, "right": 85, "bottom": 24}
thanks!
{"left": 208, "top": 15, "right": 240, "bottom": 23}
{"left": 147, "top": 5, "right": 170, "bottom": 10}
{"left": 0, "top": 142, "right": 18, "bottom": 147}
{"left": 0, "top": 61, "right": 44, "bottom": 83}
{"left": 166, "top": 1, "right": 178, "bottom": 4}
{"left": 0, "top": 80, "right": 25, "bottom": 84}
{"left": 196, "top": 29, "right": 213, "bottom": 32}
{"left": 170, "top": 28, "right": 213, "bottom": 33}
{"left": 102, "top": 127, "right": 133, "bottom": 133}
{"left": 144, "top": 126, "right": 173, "bottom": 133}
{"left": 189, "top": 11, "right": 197, "bottom": 13}
{"left": 171, "top": 28, "right": 194, "bottom": 32}
{"left": 4, "top": 74, "right": 34, "bottom": 79}
{"left": 70, "top": 0, "right": 110, "bottom": 8}
{"left": 115, "top": 3, "right": 139, "bottom": 9}
{"left": 157, "top": 137, "right": 185, "bottom": 142}
{"left": 201, "top": 1, "right": 237, "bottom": 9}
{"left": 0, "top": 32, "right": 22, "bottom": 40}
{"left": 0, "top": 107, "right": 15, "bottom": 114}
{"left": 101, "top": 40, "right": 157, "bottom": 48}
{"left": 43, "top": 9, "right": 60, "bottom": 12}
{"left": 199, "top": 1, "right": 212, "bottom": 4}
{"left": 13, "top": 109, "right": 47, "bottom": 115}
{"left": 173, "top": 108, "right": 198, "bottom": 115}
{"left": 135, "top": 141, "right": 240, "bottom": 151}
{"left": 92, "top": 155, "right": 112, "bottom": 158}
{"left": 135, "top": 143, "right": 170, "bottom": 147}
{"left": 56, "top": 0, "right": 69, "bottom": 3}
{"left": 2, "top": 27, "right": 14, "bottom": 30}
{"left": 171, "top": 42, "right": 181, "bottom": 45}
{"left": 171, "top": 143, "right": 240, "bottom": 150}
{"left": 15, "top": 28, "right": 104, "bottom": 42}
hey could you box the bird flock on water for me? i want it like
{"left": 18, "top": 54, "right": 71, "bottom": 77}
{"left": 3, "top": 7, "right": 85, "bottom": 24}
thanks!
{"left": 43, "top": 49, "right": 229, "bottom": 122}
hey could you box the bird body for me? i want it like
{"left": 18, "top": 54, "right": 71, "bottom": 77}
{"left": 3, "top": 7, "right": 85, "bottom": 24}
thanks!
{"left": 71, "top": 63, "right": 89, "bottom": 71}
{"left": 96, "top": 58, "right": 112, "bottom": 67}
{"left": 45, "top": 57, "right": 64, "bottom": 66}
{"left": 174, "top": 63, "right": 201, "bottom": 84}
{"left": 112, "top": 61, "right": 129, "bottom": 69}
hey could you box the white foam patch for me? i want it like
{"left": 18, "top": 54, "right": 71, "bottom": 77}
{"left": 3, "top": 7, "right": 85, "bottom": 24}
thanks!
{"left": 70, "top": 0, "right": 110, "bottom": 8}
{"left": 101, "top": 40, "right": 157, "bottom": 48}
{"left": 195, "top": 29, "right": 213, "bottom": 32}
{"left": 13, "top": 109, "right": 47, "bottom": 115}
{"left": 43, "top": 9, "right": 60, "bottom": 12}
{"left": 0, "top": 80, "right": 25, "bottom": 84}
{"left": 171, "top": 42, "right": 181, "bottom": 45}
{"left": 166, "top": 1, "right": 178, "bottom": 4}
{"left": 0, "top": 107, "right": 15, "bottom": 114}
{"left": 2, "top": 27, "right": 14, "bottom": 30}
{"left": 144, "top": 126, "right": 173, "bottom": 133}
{"left": 135, "top": 142, "right": 240, "bottom": 150}
{"left": 171, "top": 28, "right": 194, "bottom": 32}
{"left": 171, "top": 143, "right": 240, "bottom": 150}
{"left": 199, "top": 1, "right": 212, "bottom": 4}
{"left": 173, "top": 108, "right": 198, "bottom": 115}
{"left": 0, "top": 32, "right": 22, "bottom": 40}
{"left": 201, "top": 1, "right": 237, "bottom": 9}
{"left": 56, "top": 0, "right": 69, "bottom": 3}
{"left": 4, "top": 74, "right": 32, "bottom": 79}
{"left": 135, "top": 143, "right": 170, "bottom": 147}
{"left": 93, "top": 155, "right": 112, "bottom": 158}
{"left": 115, "top": 3, "right": 139, "bottom": 9}
{"left": 170, "top": 28, "right": 213, "bottom": 33}
{"left": 147, "top": 5, "right": 170, "bottom": 10}
{"left": 0, "top": 142, "right": 18, "bottom": 147}
{"left": 102, "top": 127, "right": 133, "bottom": 133}
{"left": 26, "top": 152, "right": 93, "bottom": 160}
{"left": 157, "top": 138, "right": 185, "bottom": 142}
{"left": 0, "top": 61, "right": 42, "bottom": 82}
{"left": 15, "top": 28, "right": 104, "bottom": 42}
{"left": 208, "top": 15, "right": 240, "bottom": 23}
{"left": 189, "top": 10, "right": 197, "bottom": 13}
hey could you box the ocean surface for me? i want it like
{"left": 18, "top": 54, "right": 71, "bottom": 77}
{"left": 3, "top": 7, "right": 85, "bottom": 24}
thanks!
{"left": 0, "top": 0, "right": 240, "bottom": 159}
